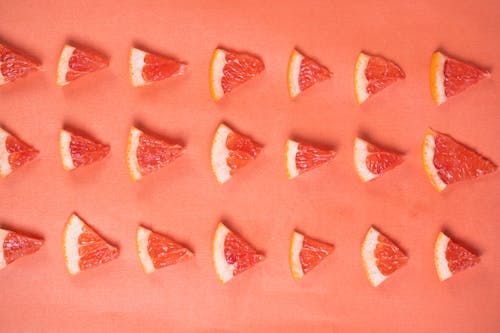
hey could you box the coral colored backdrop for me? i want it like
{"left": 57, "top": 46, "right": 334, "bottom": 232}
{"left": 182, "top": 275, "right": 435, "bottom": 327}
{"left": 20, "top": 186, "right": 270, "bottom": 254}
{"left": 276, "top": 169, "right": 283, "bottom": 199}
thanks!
{"left": 1, "top": 1, "right": 500, "bottom": 332}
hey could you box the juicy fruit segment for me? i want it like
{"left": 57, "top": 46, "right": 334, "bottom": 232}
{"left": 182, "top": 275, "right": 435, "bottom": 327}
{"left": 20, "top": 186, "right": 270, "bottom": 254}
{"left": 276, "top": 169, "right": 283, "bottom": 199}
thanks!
{"left": 56, "top": 44, "right": 109, "bottom": 86}
{"left": 63, "top": 213, "right": 118, "bottom": 275}
{"left": 361, "top": 227, "right": 408, "bottom": 287}
{"left": 0, "top": 228, "right": 43, "bottom": 270}
{"left": 0, "top": 43, "right": 40, "bottom": 85}
{"left": 209, "top": 48, "right": 265, "bottom": 101}
{"left": 285, "top": 139, "right": 335, "bottom": 179}
{"left": 136, "top": 226, "right": 193, "bottom": 274}
{"left": 0, "top": 127, "right": 38, "bottom": 178}
{"left": 211, "top": 123, "right": 262, "bottom": 184}
{"left": 354, "top": 52, "right": 405, "bottom": 104}
{"left": 213, "top": 223, "right": 263, "bottom": 284}
{"left": 288, "top": 49, "right": 331, "bottom": 98}
{"left": 127, "top": 126, "right": 185, "bottom": 181}
{"left": 289, "top": 231, "right": 334, "bottom": 281}
{"left": 435, "top": 232, "right": 480, "bottom": 281}
{"left": 430, "top": 51, "right": 490, "bottom": 105}
{"left": 353, "top": 137, "right": 403, "bottom": 182}
{"left": 59, "top": 129, "right": 110, "bottom": 171}
{"left": 129, "top": 47, "right": 186, "bottom": 87}
{"left": 422, "top": 128, "right": 496, "bottom": 192}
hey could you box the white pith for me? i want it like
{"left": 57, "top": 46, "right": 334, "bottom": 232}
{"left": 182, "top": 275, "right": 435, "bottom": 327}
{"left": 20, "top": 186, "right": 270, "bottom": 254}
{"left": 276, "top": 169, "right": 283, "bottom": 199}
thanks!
{"left": 136, "top": 226, "right": 155, "bottom": 274}
{"left": 361, "top": 227, "right": 387, "bottom": 287}
{"left": 56, "top": 45, "right": 75, "bottom": 86}
{"left": 354, "top": 52, "right": 370, "bottom": 104}
{"left": 432, "top": 52, "right": 447, "bottom": 105}
{"left": 285, "top": 139, "right": 299, "bottom": 179}
{"left": 127, "top": 127, "right": 143, "bottom": 181}
{"left": 290, "top": 231, "right": 304, "bottom": 280}
{"left": 211, "top": 124, "right": 232, "bottom": 184}
{"left": 288, "top": 50, "right": 304, "bottom": 98}
{"left": 213, "top": 223, "right": 236, "bottom": 284}
{"left": 0, "top": 128, "right": 12, "bottom": 177}
{"left": 59, "top": 130, "right": 75, "bottom": 171}
{"left": 435, "top": 232, "right": 452, "bottom": 281}
{"left": 353, "top": 137, "right": 377, "bottom": 182}
{"left": 0, "top": 228, "right": 9, "bottom": 269}
{"left": 422, "top": 131, "right": 447, "bottom": 192}
{"left": 130, "top": 48, "right": 147, "bottom": 87}
{"left": 63, "top": 214, "right": 84, "bottom": 275}
{"left": 210, "top": 49, "right": 227, "bottom": 101}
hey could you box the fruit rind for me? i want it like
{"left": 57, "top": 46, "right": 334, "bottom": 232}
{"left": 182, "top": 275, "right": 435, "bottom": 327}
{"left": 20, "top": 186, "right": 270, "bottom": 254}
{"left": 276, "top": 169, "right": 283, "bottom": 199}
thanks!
{"left": 434, "top": 232, "right": 453, "bottom": 281}
{"left": 353, "top": 137, "right": 377, "bottom": 182}
{"left": 59, "top": 130, "right": 76, "bottom": 171}
{"left": 285, "top": 139, "right": 299, "bottom": 179}
{"left": 0, "top": 128, "right": 12, "bottom": 177}
{"left": 287, "top": 49, "right": 304, "bottom": 98}
{"left": 422, "top": 129, "right": 447, "bottom": 192}
{"left": 361, "top": 227, "right": 387, "bottom": 287}
{"left": 209, "top": 48, "right": 227, "bottom": 101}
{"left": 211, "top": 124, "right": 232, "bottom": 184}
{"left": 0, "top": 228, "right": 9, "bottom": 269}
{"left": 430, "top": 51, "right": 447, "bottom": 106}
{"left": 56, "top": 45, "right": 76, "bottom": 86}
{"left": 213, "top": 223, "right": 236, "bottom": 284}
{"left": 63, "top": 214, "right": 84, "bottom": 275}
{"left": 289, "top": 231, "right": 304, "bottom": 281}
{"left": 136, "top": 226, "right": 155, "bottom": 274}
{"left": 129, "top": 48, "right": 147, "bottom": 87}
{"left": 354, "top": 52, "right": 370, "bottom": 104}
{"left": 127, "top": 126, "right": 143, "bottom": 181}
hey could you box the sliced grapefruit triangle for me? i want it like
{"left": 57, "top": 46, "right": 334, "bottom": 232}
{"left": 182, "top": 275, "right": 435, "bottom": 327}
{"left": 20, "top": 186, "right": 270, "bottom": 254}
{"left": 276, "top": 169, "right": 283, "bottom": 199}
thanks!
{"left": 285, "top": 139, "right": 335, "bottom": 179}
{"left": 287, "top": 49, "right": 331, "bottom": 98}
{"left": 213, "top": 222, "right": 264, "bottom": 284}
{"left": 136, "top": 225, "right": 193, "bottom": 274}
{"left": 0, "top": 127, "right": 38, "bottom": 178}
{"left": 59, "top": 129, "right": 110, "bottom": 171}
{"left": 56, "top": 44, "right": 109, "bottom": 86}
{"left": 63, "top": 213, "right": 118, "bottom": 275}
{"left": 353, "top": 137, "right": 403, "bottom": 182}
{"left": 0, "top": 43, "right": 40, "bottom": 85}
{"left": 434, "top": 232, "right": 480, "bottom": 281}
{"left": 129, "top": 47, "right": 186, "bottom": 87}
{"left": 0, "top": 228, "right": 43, "bottom": 270}
{"left": 289, "top": 230, "right": 334, "bottom": 281}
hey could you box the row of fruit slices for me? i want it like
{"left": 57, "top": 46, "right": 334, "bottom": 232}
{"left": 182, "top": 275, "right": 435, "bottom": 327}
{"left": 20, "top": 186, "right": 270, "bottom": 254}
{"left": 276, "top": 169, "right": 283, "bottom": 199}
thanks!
{"left": 1, "top": 124, "right": 496, "bottom": 191}
{"left": 0, "top": 42, "right": 491, "bottom": 105}
{"left": 0, "top": 213, "right": 480, "bottom": 286}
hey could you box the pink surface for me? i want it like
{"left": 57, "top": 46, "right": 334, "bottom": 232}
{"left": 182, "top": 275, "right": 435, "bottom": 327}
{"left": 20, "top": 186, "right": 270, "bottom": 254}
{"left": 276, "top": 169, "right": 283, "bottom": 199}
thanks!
{"left": 1, "top": 1, "right": 500, "bottom": 332}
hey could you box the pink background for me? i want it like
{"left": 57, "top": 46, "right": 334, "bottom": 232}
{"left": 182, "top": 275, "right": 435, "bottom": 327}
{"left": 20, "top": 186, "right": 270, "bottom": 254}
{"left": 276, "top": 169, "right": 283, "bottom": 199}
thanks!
{"left": 1, "top": 1, "right": 499, "bottom": 332}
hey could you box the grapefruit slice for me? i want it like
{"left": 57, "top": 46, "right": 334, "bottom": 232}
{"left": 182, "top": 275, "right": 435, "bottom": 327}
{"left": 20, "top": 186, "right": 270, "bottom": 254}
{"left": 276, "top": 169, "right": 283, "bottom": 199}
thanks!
{"left": 0, "top": 127, "right": 38, "bottom": 178}
{"left": 289, "top": 231, "right": 334, "bottom": 281}
{"left": 0, "top": 228, "right": 43, "bottom": 270}
{"left": 285, "top": 139, "right": 335, "bottom": 179}
{"left": 353, "top": 137, "right": 403, "bottom": 182}
{"left": 430, "top": 51, "right": 490, "bottom": 105}
{"left": 287, "top": 49, "right": 331, "bottom": 98}
{"left": 209, "top": 47, "right": 265, "bottom": 101}
{"left": 211, "top": 123, "right": 262, "bottom": 184}
{"left": 63, "top": 213, "right": 118, "bottom": 275}
{"left": 59, "top": 129, "right": 110, "bottom": 171}
{"left": 129, "top": 47, "right": 186, "bottom": 87}
{"left": 0, "top": 43, "right": 40, "bottom": 85}
{"left": 127, "top": 126, "right": 185, "bottom": 181}
{"left": 354, "top": 52, "right": 405, "bottom": 104}
{"left": 136, "top": 226, "right": 193, "bottom": 274}
{"left": 422, "top": 128, "right": 496, "bottom": 192}
{"left": 434, "top": 231, "right": 480, "bottom": 281}
{"left": 56, "top": 44, "right": 109, "bottom": 86}
{"left": 213, "top": 222, "right": 264, "bottom": 284}
{"left": 361, "top": 226, "right": 408, "bottom": 287}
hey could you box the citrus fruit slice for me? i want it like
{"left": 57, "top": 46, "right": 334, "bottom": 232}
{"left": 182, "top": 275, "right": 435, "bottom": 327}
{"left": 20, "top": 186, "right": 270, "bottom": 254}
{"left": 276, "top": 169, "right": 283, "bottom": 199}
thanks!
{"left": 127, "top": 126, "right": 185, "bottom": 181}
{"left": 430, "top": 51, "right": 490, "bottom": 105}
{"left": 422, "top": 128, "right": 496, "bottom": 192}
{"left": 211, "top": 123, "right": 262, "bottom": 184}
{"left": 0, "top": 127, "right": 38, "bottom": 178}
{"left": 0, "top": 228, "right": 43, "bottom": 270}
{"left": 289, "top": 231, "right": 334, "bottom": 281}
{"left": 354, "top": 52, "right": 405, "bottom": 104}
{"left": 353, "top": 137, "right": 403, "bottom": 182}
{"left": 56, "top": 44, "right": 109, "bottom": 86}
{"left": 0, "top": 43, "right": 40, "bottom": 85}
{"left": 209, "top": 47, "right": 265, "bottom": 101}
{"left": 434, "top": 231, "right": 480, "bottom": 281}
{"left": 213, "top": 222, "right": 264, "bottom": 284}
{"left": 287, "top": 49, "right": 331, "bottom": 98}
{"left": 63, "top": 213, "right": 118, "bottom": 275}
{"left": 285, "top": 139, "right": 335, "bottom": 179}
{"left": 361, "top": 226, "right": 408, "bottom": 287}
{"left": 59, "top": 129, "right": 110, "bottom": 171}
{"left": 136, "top": 226, "right": 193, "bottom": 274}
{"left": 129, "top": 47, "right": 186, "bottom": 87}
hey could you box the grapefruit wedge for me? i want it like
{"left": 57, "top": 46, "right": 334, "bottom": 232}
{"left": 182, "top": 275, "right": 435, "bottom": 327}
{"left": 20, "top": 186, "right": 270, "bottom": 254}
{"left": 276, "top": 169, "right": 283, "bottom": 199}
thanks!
{"left": 434, "top": 232, "right": 480, "bottom": 281}
{"left": 0, "top": 43, "right": 40, "bottom": 85}
{"left": 129, "top": 47, "right": 186, "bottom": 87}
{"left": 127, "top": 126, "right": 185, "bottom": 181}
{"left": 285, "top": 139, "right": 335, "bottom": 179}
{"left": 136, "top": 226, "right": 193, "bottom": 274}
{"left": 0, "top": 127, "right": 38, "bottom": 178}
{"left": 209, "top": 47, "right": 264, "bottom": 101}
{"left": 213, "top": 222, "right": 264, "bottom": 284}
{"left": 63, "top": 213, "right": 118, "bottom": 275}
{"left": 211, "top": 123, "right": 262, "bottom": 184}
{"left": 353, "top": 137, "right": 403, "bottom": 182}
{"left": 422, "top": 128, "right": 496, "bottom": 192}
{"left": 59, "top": 129, "right": 110, "bottom": 171}
{"left": 0, "top": 228, "right": 43, "bottom": 270}
{"left": 354, "top": 52, "right": 405, "bottom": 104}
{"left": 287, "top": 49, "right": 331, "bottom": 98}
{"left": 361, "top": 226, "right": 408, "bottom": 287}
{"left": 430, "top": 51, "right": 490, "bottom": 105}
{"left": 56, "top": 44, "right": 109, "bottom": 86}
{"left": 289, "top": 231, "right": 334, "bottom": 281}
